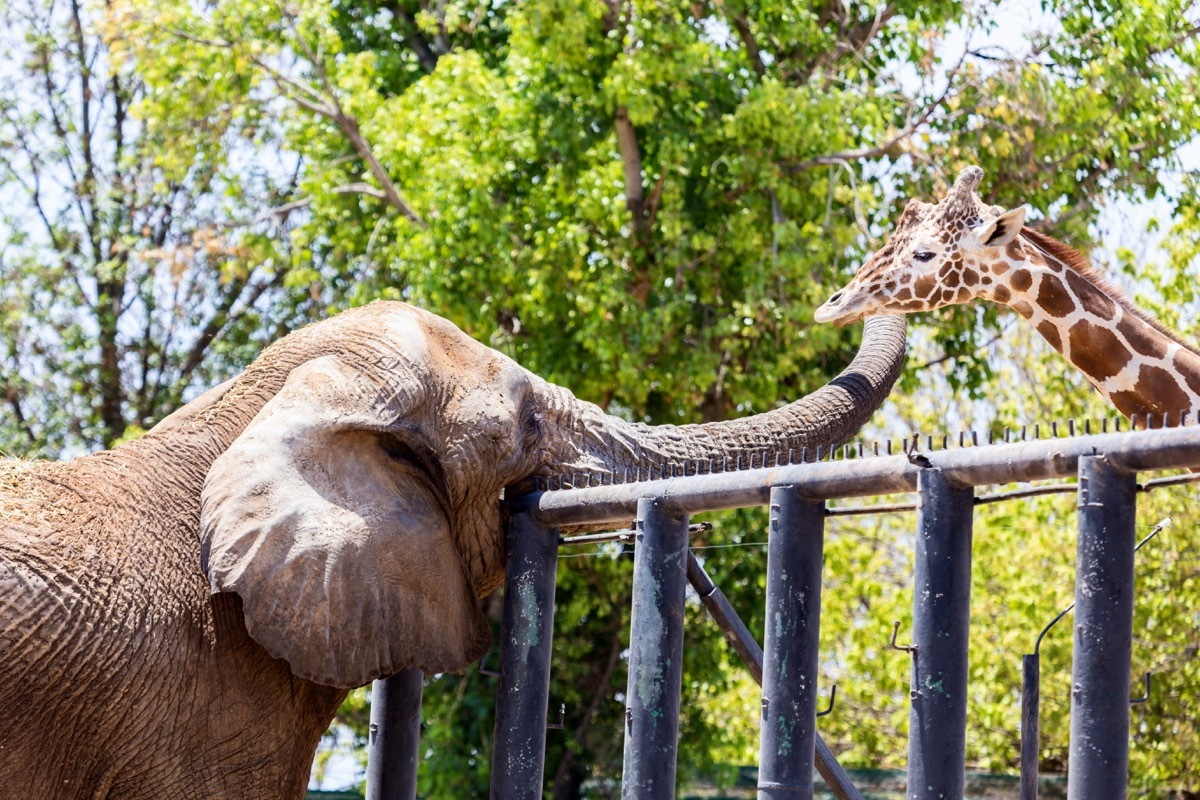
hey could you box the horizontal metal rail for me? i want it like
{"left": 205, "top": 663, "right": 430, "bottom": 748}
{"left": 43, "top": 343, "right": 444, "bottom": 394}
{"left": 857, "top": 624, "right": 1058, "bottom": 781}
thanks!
{"left": 532, "top": 427, "right": 1200, "bottom": 526}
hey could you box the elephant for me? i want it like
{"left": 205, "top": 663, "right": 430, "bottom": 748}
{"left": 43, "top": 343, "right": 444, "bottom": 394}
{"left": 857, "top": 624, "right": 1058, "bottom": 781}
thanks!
{"left": 0, "top": 301, "right": 905, "bottom": 798}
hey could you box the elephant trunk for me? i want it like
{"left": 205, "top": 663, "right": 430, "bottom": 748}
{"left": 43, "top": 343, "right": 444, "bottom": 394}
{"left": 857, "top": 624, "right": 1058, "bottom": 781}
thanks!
{"left": 544, "top": 316, "right": 907, "bottom": 484}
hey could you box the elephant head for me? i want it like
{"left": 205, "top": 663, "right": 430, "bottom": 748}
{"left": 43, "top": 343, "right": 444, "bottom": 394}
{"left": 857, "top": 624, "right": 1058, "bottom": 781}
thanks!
{"left": 196, "top": 301, "right": 905, "bottom": 688}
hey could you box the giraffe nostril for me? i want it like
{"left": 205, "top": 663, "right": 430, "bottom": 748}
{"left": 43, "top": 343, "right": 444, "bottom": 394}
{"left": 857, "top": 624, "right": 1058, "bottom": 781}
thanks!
{"left": 828, "top": 291, "right": 843, "bottom": 304}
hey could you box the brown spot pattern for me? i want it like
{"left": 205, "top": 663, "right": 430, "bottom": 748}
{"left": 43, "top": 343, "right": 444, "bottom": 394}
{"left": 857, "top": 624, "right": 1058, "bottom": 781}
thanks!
{"left": 1011, "top": 269, "right": 1033, "bottom": 292}
{"left": 1065, "top": 270, "right": 1115, "bottom": 320}
{"left": 914, "top": 274, "right": 937, "bottom": 299}
{"left": 963, "top": 268, "right": 978, "bottom": 285}
{"left": 1036, "top": 274, "right": 1075, "bottom": 318}
{"left": 1005, "top": 239, "right": 1025, "bottom": 259}
{"left": 1068, "top": 321, "right": 1127, "bottom": 382}
{"left": 993, "top": 285, "right": 1011, "bottom": 303}
{"left": 1122, "top": 319, "right": 1170, "bottom": 359}
{"left": 1110, "top": 390, "right": 1143, "bottom": 419}
{"left": 1136, "top": 364, "right": 1192, "bottom": 415}
{"left": 896, "top": 286, "right": 912, "bottom": 301}
{"left": 1013, "top": 300, "right": 1034, "bottom": 318}
{"left": 1175, "top": 350, "right": 1200, "bottom": 396}
{"left": 1037, "top": 320, "right": 1063, "bottom": 352}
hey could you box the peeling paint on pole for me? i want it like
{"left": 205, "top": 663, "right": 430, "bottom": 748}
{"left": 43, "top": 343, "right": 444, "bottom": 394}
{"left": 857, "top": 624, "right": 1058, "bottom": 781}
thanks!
{"left": 490, "top": 510, "right": 559, "bottom": 800}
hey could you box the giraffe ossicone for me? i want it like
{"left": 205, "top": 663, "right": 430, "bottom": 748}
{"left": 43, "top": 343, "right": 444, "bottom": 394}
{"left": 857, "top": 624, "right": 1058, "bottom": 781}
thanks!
{"left": 814, "top": 167, "right": 1200, "bottom": 426}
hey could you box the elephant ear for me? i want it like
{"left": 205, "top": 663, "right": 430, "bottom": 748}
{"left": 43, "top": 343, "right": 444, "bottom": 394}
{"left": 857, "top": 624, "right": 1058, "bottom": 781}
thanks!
{"left": 200, "top": 356, "right": 491, "bottom": 688}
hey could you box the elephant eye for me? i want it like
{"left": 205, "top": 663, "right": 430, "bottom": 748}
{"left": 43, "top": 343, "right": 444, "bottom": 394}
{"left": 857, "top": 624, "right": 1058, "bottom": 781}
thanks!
{"left": 380, "top": 436, "right": 421, "bottom": 464}
{"left": 913, "top": 251, "right": 936, "bottom": 263}
{"left": 520, "top": 405, "right": 542, "bottom": 447}
{"left": 379, "top": 434, "right": 445, "bottom": 488}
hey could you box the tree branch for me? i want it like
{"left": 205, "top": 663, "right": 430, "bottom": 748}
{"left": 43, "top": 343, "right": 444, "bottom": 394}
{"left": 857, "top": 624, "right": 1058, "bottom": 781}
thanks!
{"left": 388, "top": 1, "right": 441, "bottom": 73}
{"left": 614, "top": 106, "right": 647, "bottom": 240}
{"left": 728, "top": 12, "right": 766, "bottom": 77}
{"left": 783, "top": 48, "right": 965, "bottom": 174}
{"left": 3, "top": 384, "right": 37, "bottom": 445}
{"left": 175, "top": 274, "right": 272, "bottom": 383}
{"left": 280, "top": 9, "right": 427, "bottom": 228}
{"left": 161, "top": 20, "right": 426, "bottom": 227}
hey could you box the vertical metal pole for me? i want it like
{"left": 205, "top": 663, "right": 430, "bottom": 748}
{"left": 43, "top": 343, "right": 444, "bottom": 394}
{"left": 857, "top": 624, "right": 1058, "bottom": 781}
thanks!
{"left": 365, "top": 669, "right": 423, "bottom": 800}
{"left": 759, "top": 486, "right": 825, "bottom": 800}
{"left": 1067, "top": 455, "right": 1137, "bottom": 800}
{"left": 687, "top": 553, "right": 866, "bottom": 800}
{"left": 621, "top": 498, "right": 689, "bottom": 800}
{"left": 908, "top": 468, "right": 974, "bottom": 800}
{"left": 490, "top": 508, "right": 560, "bottom": 800}
{"left": 1020, "top": 654, "right": 1040, "bottom": 800}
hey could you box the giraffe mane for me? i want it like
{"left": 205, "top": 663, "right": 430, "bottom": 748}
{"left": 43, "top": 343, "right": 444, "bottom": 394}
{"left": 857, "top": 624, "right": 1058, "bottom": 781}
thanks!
{"left": 1019, "top": 226, "right": 1198, "bottom": 352}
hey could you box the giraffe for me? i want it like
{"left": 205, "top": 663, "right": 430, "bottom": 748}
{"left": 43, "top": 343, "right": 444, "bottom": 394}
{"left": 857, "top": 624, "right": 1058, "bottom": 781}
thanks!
{"left": 813, "top": 166, "right": 1200, "bottom": 427}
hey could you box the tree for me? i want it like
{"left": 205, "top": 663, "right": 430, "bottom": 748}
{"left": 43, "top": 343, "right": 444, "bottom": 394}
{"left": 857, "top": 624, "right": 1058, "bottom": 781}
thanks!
{"left": 0, "top": 0, "right": 318, "bottom": 457}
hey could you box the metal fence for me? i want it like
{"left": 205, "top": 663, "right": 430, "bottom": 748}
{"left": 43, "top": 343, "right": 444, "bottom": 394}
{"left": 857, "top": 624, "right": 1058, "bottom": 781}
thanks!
{"left": 365, "top": 421, "right": 1200, "bottom": 800}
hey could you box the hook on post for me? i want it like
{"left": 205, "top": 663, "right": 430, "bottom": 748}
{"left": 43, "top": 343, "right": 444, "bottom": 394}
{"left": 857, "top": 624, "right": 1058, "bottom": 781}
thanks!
{"left": 547, "top": 703, "right": 566, "bottom": 730}
{"left": 1130, "top": 672, "right": 1152, "bottom": 706}
{"left": 816, "top": 684, "right": 838, "bottom": 718}
{"left": 890, "top": 621, "right": 918, "bottom": 654}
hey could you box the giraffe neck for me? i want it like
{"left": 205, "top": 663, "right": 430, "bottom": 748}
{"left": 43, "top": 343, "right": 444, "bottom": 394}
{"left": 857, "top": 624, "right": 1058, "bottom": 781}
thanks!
{"left": 973, "top": 237, "right": 1200, "bottom": 422}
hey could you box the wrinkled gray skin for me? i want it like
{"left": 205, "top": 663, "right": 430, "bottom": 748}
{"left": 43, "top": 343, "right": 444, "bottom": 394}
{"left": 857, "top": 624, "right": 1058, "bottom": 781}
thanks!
{"left": 0, "top": 301, "right": 905, "bottom": 799}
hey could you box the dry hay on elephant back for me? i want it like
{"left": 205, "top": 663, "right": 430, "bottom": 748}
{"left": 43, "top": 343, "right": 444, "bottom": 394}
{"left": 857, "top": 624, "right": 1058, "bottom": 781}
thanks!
{"left": 0, "top": 458, "right": 74, "bottom": 528}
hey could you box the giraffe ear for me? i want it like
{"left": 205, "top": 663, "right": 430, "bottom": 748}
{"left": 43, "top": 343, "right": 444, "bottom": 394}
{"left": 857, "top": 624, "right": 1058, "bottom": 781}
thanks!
{"left": 973, "top": 207, "right": 1027, "bottom": 248}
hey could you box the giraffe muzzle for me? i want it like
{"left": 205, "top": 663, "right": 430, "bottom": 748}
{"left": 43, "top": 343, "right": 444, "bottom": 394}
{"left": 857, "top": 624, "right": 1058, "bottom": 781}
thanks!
{"left": 814, "top": 292, "right": 865, "bottom": 326}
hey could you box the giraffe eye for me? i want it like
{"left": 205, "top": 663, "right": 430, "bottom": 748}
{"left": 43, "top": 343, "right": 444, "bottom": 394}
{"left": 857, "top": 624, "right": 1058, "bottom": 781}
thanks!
{"left": 913, "top": 251, "right": 936, "bottom": 263}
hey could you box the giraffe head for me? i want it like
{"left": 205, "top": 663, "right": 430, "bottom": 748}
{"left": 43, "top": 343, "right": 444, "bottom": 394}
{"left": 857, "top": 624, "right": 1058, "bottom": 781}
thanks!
{"left": 814, "top": 167, "right": 1029, "bottom": 326}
